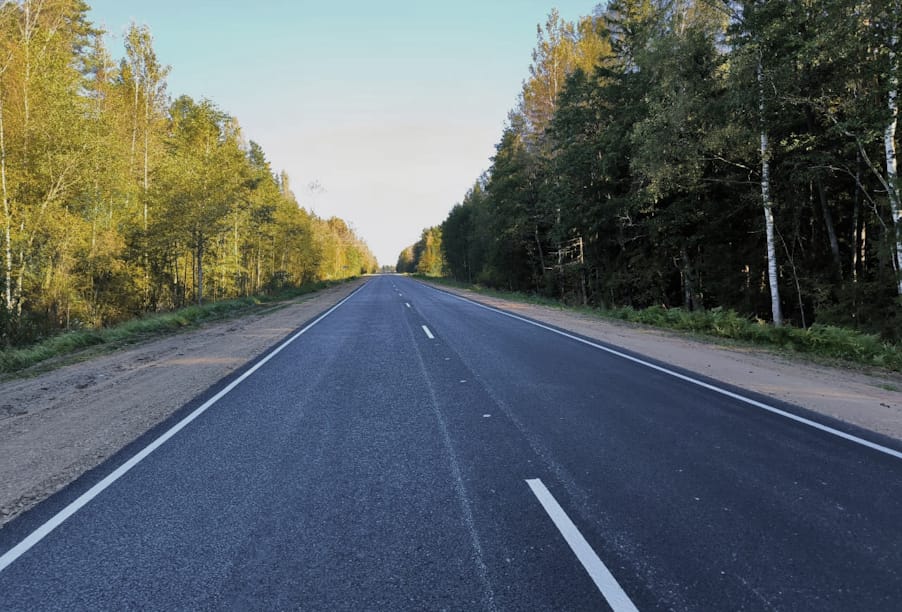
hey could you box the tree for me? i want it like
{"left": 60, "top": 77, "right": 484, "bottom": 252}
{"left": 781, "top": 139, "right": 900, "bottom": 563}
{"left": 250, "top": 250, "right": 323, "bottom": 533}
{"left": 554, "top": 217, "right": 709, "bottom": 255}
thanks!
{"left": 415, "top": 227, "right": 444, "bottom": 276}
{"left": 416, "top": 0, "right": 902, "bottom": 337}
{"left": 0, "top": 4, "right": 376, "bottom": 345}
{"left": 628, "top": 4, "right": 728, "bottom": 310}
{"left": 726, "top": 0, "right": 791, "bottom": 325}
{"left": 396, "top": 246, "right": 415, "bottom": 274}
{"left": 154, "top": 97, "right": 246, "bottom": 305}
{"left": 121, "top": 23, "right": 169, "bottom": 230}
{"left": 0, "top": 0, "right": 99, "bottom": 322}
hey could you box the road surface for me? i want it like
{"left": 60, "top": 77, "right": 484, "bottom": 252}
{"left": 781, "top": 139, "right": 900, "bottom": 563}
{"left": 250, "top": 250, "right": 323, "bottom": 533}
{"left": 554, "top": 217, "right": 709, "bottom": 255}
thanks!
{"left": 1, "top": 275, "right": 900, "bottom": 610}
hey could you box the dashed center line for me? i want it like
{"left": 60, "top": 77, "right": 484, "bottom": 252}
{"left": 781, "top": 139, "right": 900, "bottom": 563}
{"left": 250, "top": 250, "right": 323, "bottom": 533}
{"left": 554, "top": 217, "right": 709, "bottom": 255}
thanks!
{"left": 421, "top": 325, "right": 435, "bottom": 339}
{"left": 526, "top": 478, "right": 639, "bottom": 612}
{"left": 405, "top": 303, "right": 411, "bottom": 308}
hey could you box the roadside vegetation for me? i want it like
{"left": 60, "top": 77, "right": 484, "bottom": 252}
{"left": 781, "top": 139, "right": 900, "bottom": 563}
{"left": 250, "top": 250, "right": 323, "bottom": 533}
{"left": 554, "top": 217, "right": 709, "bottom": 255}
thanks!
{"left": 0, "top": 2, "right": 377, "bottom": 352}
{"left": 0, "top": 279, "right": 350, "bottom": 375}
{"left": 415, "top": 275, "right": 902, "bottom": 373}
{"left": 400, "top": 1, "right": 902, "bottom": 350}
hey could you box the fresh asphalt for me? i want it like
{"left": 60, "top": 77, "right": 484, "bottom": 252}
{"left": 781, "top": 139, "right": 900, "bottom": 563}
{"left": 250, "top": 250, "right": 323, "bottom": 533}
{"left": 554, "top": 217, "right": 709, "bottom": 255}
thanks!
{"left": 1, "top": 275, "right": 900, "bottom": 610}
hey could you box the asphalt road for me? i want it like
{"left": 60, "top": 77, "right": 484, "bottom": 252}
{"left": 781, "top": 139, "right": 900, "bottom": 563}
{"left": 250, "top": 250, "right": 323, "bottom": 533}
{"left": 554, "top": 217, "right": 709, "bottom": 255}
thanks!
{"left": 1, "top": 275, "right": 901, "bottom": 610}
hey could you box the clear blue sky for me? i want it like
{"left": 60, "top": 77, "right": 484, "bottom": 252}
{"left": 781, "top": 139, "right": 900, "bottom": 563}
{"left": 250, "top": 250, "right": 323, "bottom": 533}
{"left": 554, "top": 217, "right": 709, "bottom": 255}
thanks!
{"left": 87, "top": 1, "right": 603, "bottom": 266}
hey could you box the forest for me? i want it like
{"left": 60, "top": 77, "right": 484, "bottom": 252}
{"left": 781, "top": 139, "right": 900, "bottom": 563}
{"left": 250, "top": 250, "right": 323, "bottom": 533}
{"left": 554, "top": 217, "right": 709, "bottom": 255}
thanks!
{"left": 0, "top": 0, "right": 376, "bottom": 347}
{"left": 400, "top": 0, "right": 902, "bottom": 340}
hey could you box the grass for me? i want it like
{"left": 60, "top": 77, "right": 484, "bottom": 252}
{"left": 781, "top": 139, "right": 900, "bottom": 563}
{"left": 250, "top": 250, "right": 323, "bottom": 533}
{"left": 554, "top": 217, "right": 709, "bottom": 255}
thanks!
{"left": 413, "top": 274, "right": 902, "bottom": 373}
{"left": 412, "top": 275, "right": 566, "bottom": 308}
{"left": 0, "top": 278, "right": 351, "bottom": 375}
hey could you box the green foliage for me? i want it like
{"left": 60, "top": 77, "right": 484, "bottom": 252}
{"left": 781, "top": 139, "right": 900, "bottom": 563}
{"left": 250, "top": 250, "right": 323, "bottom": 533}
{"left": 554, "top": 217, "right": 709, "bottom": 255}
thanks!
{"left": 608, "top": 306, "right": 902, "bottom": 370}
{"left": 396, "top": 246, "right": 416, "bottom": 274}
{"left": 412, "top": 1, "right": 902, "bottom": 343}
{"left": 0, "top": 2, "right": 376, "bottom": 346}
{"left": 396, "top": 227, "right": 444, "bottom": 276}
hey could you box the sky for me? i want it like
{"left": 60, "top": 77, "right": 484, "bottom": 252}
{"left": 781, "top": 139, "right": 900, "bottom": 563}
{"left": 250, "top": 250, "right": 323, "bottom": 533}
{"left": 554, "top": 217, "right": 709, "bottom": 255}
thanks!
{"left": 87, "top": 1, "right": 601, "bottom": 266}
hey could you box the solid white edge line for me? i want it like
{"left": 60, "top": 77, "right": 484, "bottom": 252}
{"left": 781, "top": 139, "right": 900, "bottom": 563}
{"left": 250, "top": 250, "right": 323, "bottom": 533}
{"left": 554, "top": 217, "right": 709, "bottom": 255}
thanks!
{"left": 421, "top": 325, "right": 435, "bottom": 339}
{"left": 0, "top": 281, "right": 369, "bottom": 574}
{"left": 526, "top": 478, "right": 639, "bottom": 612}
{"left": 420, "top": 282, "right": 902, "bottom": 462}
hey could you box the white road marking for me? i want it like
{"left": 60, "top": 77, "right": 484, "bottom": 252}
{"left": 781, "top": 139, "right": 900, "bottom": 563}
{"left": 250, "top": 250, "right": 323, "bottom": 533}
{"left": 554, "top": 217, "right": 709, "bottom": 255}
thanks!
{"left": 408, "top": 320, "right": 497, "bottom": 610}
{"left": 421, "top": 325, "right": 435, "bottom": 339}
{"left": 526, "top": 479, "right": 639, "bottom": 612}
{"left": 0, "top": 282, "right": 370, "bottom": 575}
{"left": 405, "top": 303, "right": 411, "bottom": 308}
{"left": 423, "top": 282, "right": 902, "bottom": 461}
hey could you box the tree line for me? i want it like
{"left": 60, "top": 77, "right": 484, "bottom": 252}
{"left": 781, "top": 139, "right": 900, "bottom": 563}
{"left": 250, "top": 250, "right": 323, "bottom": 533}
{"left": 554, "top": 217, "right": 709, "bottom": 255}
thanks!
{"left": 396, "top": 226, "right": 444, "bottom": 276}
{"left": 0, "top": 0, "right": 376, "bottom": 346}
{"left": 401, "top": 0, "right": 902, "bottom": 340}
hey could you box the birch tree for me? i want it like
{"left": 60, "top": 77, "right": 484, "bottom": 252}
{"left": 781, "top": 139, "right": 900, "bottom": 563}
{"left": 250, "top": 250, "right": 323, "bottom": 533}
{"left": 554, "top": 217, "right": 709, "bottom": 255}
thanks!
{"left": 0, "top": 7, "right": 13, "bottom": 315}
{"left": 719, "top": 1, "right": 784, "bottom": 325}
{"left": 121, "top": 23, "right": 168, "bottom": 230}
{"left": 883, "top": 0, "right": 902, "bottom": 294}
{"left": 0, "top": 0, "right": 96, "bottom": 318}
{"left": 520, "top": 9, "right": 576, "bottom": 149}
{"left": 807, "top": 0, "right": 902, "bottom": 296}
{"left": 757, "top": 54, "right": 782, "bottom": 325}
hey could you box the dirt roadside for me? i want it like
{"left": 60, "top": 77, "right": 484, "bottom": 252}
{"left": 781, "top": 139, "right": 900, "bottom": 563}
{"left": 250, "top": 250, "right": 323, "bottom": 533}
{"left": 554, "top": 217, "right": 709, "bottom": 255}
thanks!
{"left": 421, "top": 281, "right": 902, "bottom": 442}
{"left": 0, "top": 279, "right": 366, "bottom": 527}
{"left": 2, "top": 276, "right": 900, "bottom": 528}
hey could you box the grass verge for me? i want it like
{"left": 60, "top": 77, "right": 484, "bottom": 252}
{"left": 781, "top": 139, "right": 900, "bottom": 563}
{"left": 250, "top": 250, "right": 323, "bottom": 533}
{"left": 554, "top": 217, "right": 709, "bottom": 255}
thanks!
{"left": 0, "top": 279, "right": 352, "bottom": 375}
{"left": 414, "top": 275, "right": 902, "bottom": 373}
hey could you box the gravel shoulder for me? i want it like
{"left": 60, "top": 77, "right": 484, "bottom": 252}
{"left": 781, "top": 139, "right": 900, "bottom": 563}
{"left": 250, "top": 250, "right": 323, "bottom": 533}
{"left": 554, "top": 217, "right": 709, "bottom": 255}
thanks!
{"left": 3, "top": 276, "right": 900, "bottom": 528}
{"left": 422, "top": 281, "right": 902, "bottom": 442}
{"left": 0, "top": 279, "right": 366, "bottom": 526}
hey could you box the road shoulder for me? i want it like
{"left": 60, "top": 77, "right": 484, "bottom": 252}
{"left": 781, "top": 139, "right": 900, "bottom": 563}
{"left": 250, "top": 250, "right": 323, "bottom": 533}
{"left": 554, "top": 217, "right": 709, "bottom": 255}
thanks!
{"left": 420, "top": 280, "right": 902, "bottom": 443}
{"left": 0, "top": 279, "right": 367, "bottom": 527}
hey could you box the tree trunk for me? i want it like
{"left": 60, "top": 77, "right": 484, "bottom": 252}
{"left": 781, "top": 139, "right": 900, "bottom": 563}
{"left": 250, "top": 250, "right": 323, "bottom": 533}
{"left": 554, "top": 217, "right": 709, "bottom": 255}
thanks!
{"left": 0, "top": 87, "right": 11, "bottom": 312}
{"left": 130, "top": 72, "right": 138, "bottom": 178}
{"left": 14, "top": 3, "right": 33, "bottom": 316}
{"left": 852, "top": 152, "right": 861, "bottom": 282}
{"left": 534, "top": 226, "right": 546, "bottom": 275}
{"left": 758, "top": 59, "right": 783, "bottom": 326}
{"left": 196, "top": 234, "right": 204, "bottom": 306}
{"left": 143, "top": 97, "right": 149, "bottom": 221}
{"left": 884, "top": 6, "right": 902, "bottom": 295}
{"left": 816, "top": 179, "right": 842, "bottom": 279}
{"left": 860, "top": 219, "right": 867, "bottom": 276}
{"left": 172, "top": 246, "right": 180, "bottom": 308}
{"left": 680, "top": 245, "right": 696, "bottom": 311}
{"left": 803, "top": 107, "right": 842, "bottom": 279}
{"left": 182, "top": 249, "right": 189, "bottom": 306}
{"left": 22, "top": 2, "right": 30, "bottom": 165}
{"left": 14, "top": 248, "right": 24, "bottom": 315}
{"left": 255, "top": 244, "right": 261, "bottom": 293}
